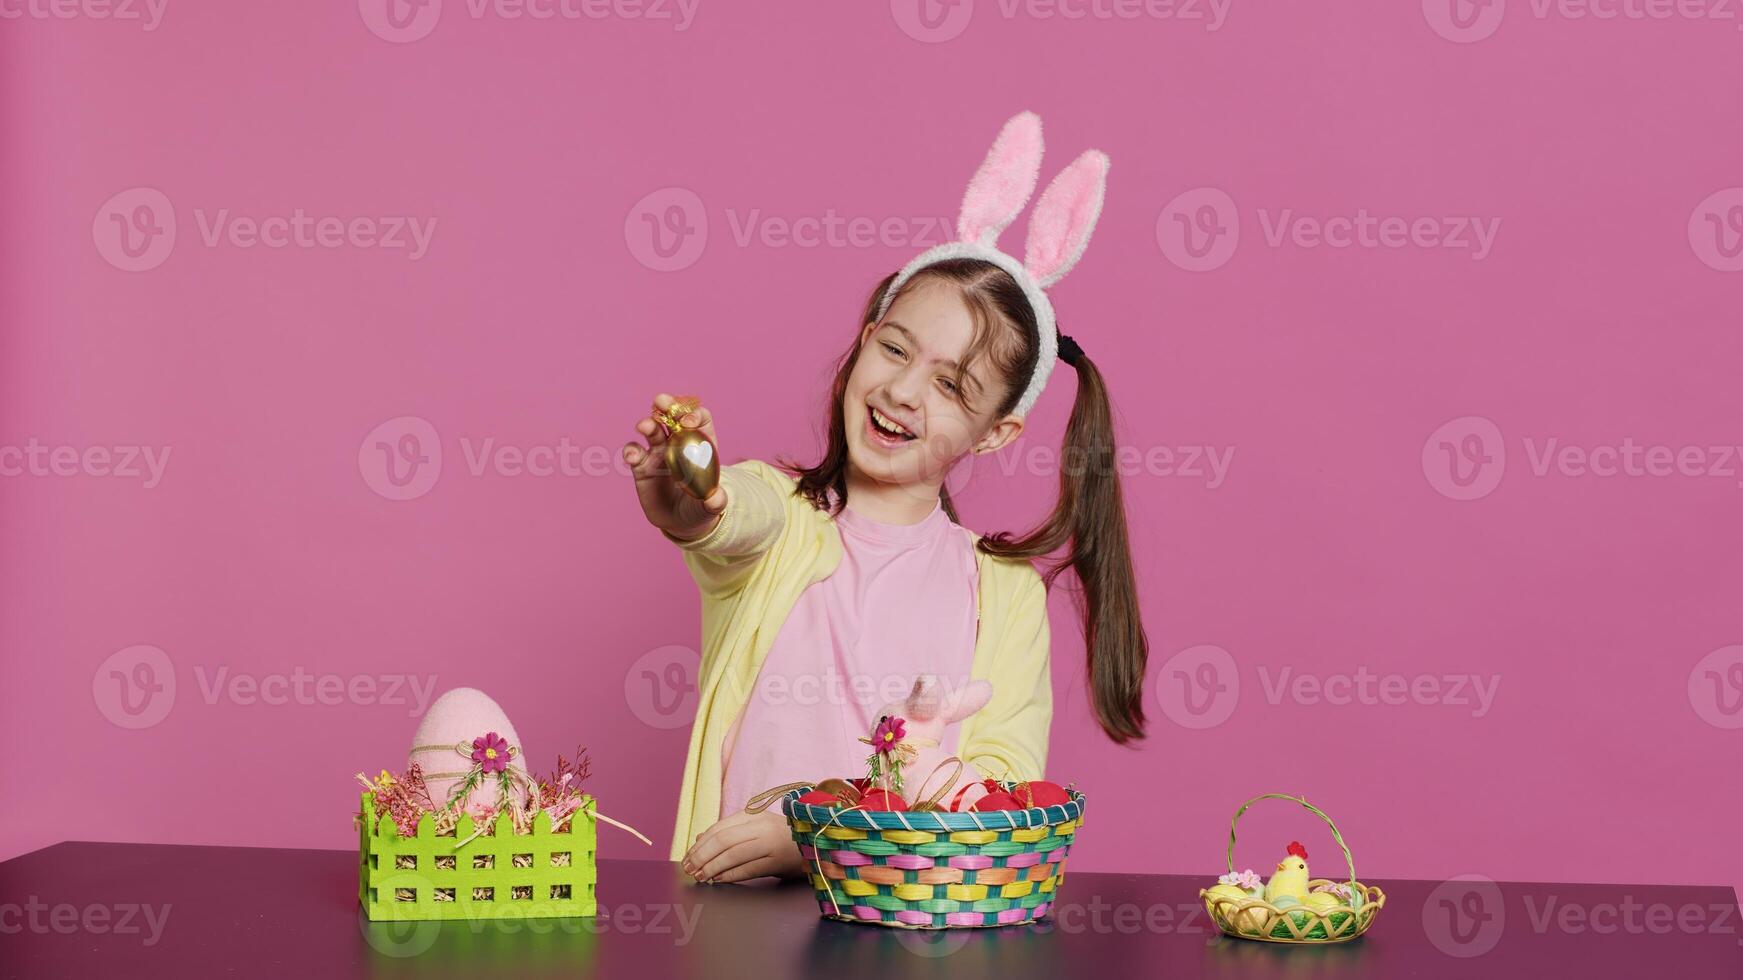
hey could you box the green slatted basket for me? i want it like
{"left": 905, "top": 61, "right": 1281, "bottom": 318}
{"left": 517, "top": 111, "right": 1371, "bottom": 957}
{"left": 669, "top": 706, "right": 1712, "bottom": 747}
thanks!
{"left": 779, "top": 781, "right": 1085, "bottom": 929}
{"left": 357, "top": 791, "right": 598, "bottom": 921}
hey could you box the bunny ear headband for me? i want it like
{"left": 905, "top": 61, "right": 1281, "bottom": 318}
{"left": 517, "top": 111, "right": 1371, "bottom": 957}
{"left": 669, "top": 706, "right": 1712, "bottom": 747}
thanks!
{"left": 874, "top": 110, "right": 1110, "bottom": 419}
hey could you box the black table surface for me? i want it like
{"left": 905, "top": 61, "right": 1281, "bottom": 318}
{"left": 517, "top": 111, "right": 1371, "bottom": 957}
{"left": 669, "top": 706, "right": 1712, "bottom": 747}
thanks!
{"left": 1, "top": 842, "right": 1739, "bottom": 978}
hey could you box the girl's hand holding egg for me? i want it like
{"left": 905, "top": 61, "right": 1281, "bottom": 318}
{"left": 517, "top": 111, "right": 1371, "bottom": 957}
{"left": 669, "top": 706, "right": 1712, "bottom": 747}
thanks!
{"left": 624, "top": 393, "right": 728, "bottom": 540}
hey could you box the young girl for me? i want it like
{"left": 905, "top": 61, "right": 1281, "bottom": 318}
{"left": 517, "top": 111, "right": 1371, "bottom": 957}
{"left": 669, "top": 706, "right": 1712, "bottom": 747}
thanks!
{"left": 620, "top": 113, "right": 1148, "bottom": 883}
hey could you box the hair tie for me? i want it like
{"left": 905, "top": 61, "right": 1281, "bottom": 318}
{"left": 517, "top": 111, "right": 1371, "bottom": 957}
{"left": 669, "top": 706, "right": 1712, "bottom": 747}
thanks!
{"left": 1057, "top": 331, "right": 1084, "bottom": 366}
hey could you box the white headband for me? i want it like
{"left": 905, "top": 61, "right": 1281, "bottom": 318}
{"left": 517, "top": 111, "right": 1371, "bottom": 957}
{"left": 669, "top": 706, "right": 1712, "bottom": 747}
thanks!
{"left": 873, "top": 111, "right": 1110, "bottom": 418}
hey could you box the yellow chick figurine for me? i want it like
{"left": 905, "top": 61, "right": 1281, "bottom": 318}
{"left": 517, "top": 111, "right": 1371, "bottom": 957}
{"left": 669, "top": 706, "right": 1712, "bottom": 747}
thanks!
{"left": 1263, "top": 841, "right": 1312, "bottom": 903}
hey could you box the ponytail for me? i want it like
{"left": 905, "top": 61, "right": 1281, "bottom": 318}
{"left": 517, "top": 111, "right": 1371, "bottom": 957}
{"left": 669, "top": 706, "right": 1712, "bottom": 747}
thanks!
{"left": 972, "top": 352, "right": 1149, "bottom": 744}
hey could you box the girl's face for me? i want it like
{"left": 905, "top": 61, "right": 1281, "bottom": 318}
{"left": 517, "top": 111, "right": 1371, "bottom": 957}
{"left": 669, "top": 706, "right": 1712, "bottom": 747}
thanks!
{"left": 843, "top": 277, "right": 1025, "bottom": 493}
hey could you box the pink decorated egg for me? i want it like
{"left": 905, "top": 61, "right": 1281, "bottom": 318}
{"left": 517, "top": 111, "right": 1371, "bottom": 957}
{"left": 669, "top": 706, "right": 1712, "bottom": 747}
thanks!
{"left": 408, "top": 687, "right": 529, "bottom": 814}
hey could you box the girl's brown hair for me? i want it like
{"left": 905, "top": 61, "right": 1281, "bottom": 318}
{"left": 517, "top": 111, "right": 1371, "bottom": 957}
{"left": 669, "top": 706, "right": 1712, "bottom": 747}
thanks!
{"left": 777, "top": 258, "right": 1149, "bottom": 743}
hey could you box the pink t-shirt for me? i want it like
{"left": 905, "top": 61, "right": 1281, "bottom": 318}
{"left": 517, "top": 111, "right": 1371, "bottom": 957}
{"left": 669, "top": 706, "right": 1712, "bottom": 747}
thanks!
{"left": 718, "top": 498, "right": 980, "bottom": 818}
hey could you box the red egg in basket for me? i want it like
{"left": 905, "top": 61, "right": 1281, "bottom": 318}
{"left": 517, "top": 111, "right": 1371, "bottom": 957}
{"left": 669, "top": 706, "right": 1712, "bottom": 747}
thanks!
{"left": 1013, "top": 780, "right": 1071, "bottom": 808}
{"left": 970, "top": 790, "right": 1025, "bottom": 812}
{"left": 858, "top": 788, "right": 908, "bottom": 811}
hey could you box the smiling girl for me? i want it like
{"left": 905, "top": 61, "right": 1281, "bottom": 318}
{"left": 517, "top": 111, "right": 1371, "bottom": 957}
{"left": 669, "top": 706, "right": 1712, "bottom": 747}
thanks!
{"left": 621, "top": 113, "right": 1148, "bottom": 883}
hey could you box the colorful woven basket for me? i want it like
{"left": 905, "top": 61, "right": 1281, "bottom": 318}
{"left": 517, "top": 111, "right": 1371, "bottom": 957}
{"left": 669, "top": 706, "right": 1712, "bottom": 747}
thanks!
{"left": 777, "top": 781, "right": 1085, "bottom": 929}
{"left": 1198, "top": 793, "right": 1386, "bottom": 943}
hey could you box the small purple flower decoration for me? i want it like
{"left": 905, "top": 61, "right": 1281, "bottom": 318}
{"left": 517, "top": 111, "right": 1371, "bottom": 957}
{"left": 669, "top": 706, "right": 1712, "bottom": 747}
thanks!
{"left": 871, "top": 716, "right": 906, "bottom": 756}
{"left": 1220, "top": 869, "right": 1263, "bottom": 892}
{"left": 471, "top": 732, "right": 510, "bottom": 774}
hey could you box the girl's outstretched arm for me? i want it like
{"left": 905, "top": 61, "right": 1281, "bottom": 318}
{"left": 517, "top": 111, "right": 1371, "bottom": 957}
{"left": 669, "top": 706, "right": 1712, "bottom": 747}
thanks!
{"left": 624, "top": 394, "right": 787, "bottom": 597}
{"left": 661, "top": 462, "right": 787, "bottom": 597}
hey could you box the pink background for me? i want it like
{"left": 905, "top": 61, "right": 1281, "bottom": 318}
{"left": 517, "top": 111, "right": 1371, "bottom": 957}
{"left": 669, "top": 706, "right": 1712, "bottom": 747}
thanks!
{"left": 3, "top": 0, "right": 1741, "bottom": 906}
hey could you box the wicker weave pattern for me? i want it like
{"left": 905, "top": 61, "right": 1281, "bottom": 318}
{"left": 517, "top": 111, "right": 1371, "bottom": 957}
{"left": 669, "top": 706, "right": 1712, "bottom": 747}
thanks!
{"left": 780, "top": 785, "right": 1085, "bottom": 929}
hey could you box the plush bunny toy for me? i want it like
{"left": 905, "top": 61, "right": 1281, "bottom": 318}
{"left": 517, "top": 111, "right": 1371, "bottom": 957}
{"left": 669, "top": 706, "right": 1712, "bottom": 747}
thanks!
{"left": 874, "top": 675, "right": 993, "bottom": 806}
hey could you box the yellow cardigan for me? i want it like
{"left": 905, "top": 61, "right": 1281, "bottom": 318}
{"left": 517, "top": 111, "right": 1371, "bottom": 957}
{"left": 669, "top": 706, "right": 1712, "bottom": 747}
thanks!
{"left": 662, "top": 458, "right": 1054, "bottom": 859}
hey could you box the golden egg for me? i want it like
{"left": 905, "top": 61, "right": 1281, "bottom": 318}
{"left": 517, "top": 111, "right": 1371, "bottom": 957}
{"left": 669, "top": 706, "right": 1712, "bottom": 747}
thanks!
{"left": 664, "top": 427, "right": 719, "bottom": 500}
{"left": 1204, "top": 884, "right": 1265, "bottom": 935}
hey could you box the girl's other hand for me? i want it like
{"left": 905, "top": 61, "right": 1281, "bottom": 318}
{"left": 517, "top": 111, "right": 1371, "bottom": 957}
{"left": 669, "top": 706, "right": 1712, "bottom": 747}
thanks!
{"left": 623, "top": 392, "right": 728, "bottom": 539}
{"left": 680, "top": 808, "right": 804, "bottom": 884}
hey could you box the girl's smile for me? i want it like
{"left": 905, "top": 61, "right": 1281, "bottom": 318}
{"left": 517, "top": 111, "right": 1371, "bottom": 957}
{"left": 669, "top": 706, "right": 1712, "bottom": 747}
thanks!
{"left": 865, "top": 404, "right": 919, "bottom": 448}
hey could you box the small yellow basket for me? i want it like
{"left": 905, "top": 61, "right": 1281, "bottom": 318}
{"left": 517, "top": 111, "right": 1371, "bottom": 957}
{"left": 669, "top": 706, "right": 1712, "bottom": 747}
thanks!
{"left": 1198, "top": 793, "right": 1385, "bottom": 943}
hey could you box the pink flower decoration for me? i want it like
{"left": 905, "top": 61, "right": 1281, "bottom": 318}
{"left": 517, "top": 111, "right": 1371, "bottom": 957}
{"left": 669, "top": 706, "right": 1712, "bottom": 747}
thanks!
{"left": 872, "top": 716, "right": 906, "bottom": 756}
{"left": 471, "top": 732, "right": 511, "bottom": 774}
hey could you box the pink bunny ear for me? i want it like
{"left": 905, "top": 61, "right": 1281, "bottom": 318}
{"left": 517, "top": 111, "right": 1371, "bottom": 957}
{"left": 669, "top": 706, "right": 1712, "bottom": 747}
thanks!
{"left": 1023, "top": 148, "right": 1110, "bottom": 288}
{"left": 956, "top": 111, "right": 1045, "bottom": 248}
{"left": 903, "top": 675, "right": 942, "bottom": 721}
{"left": 941, "top": 679, "right": 993, "bottom": 724}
